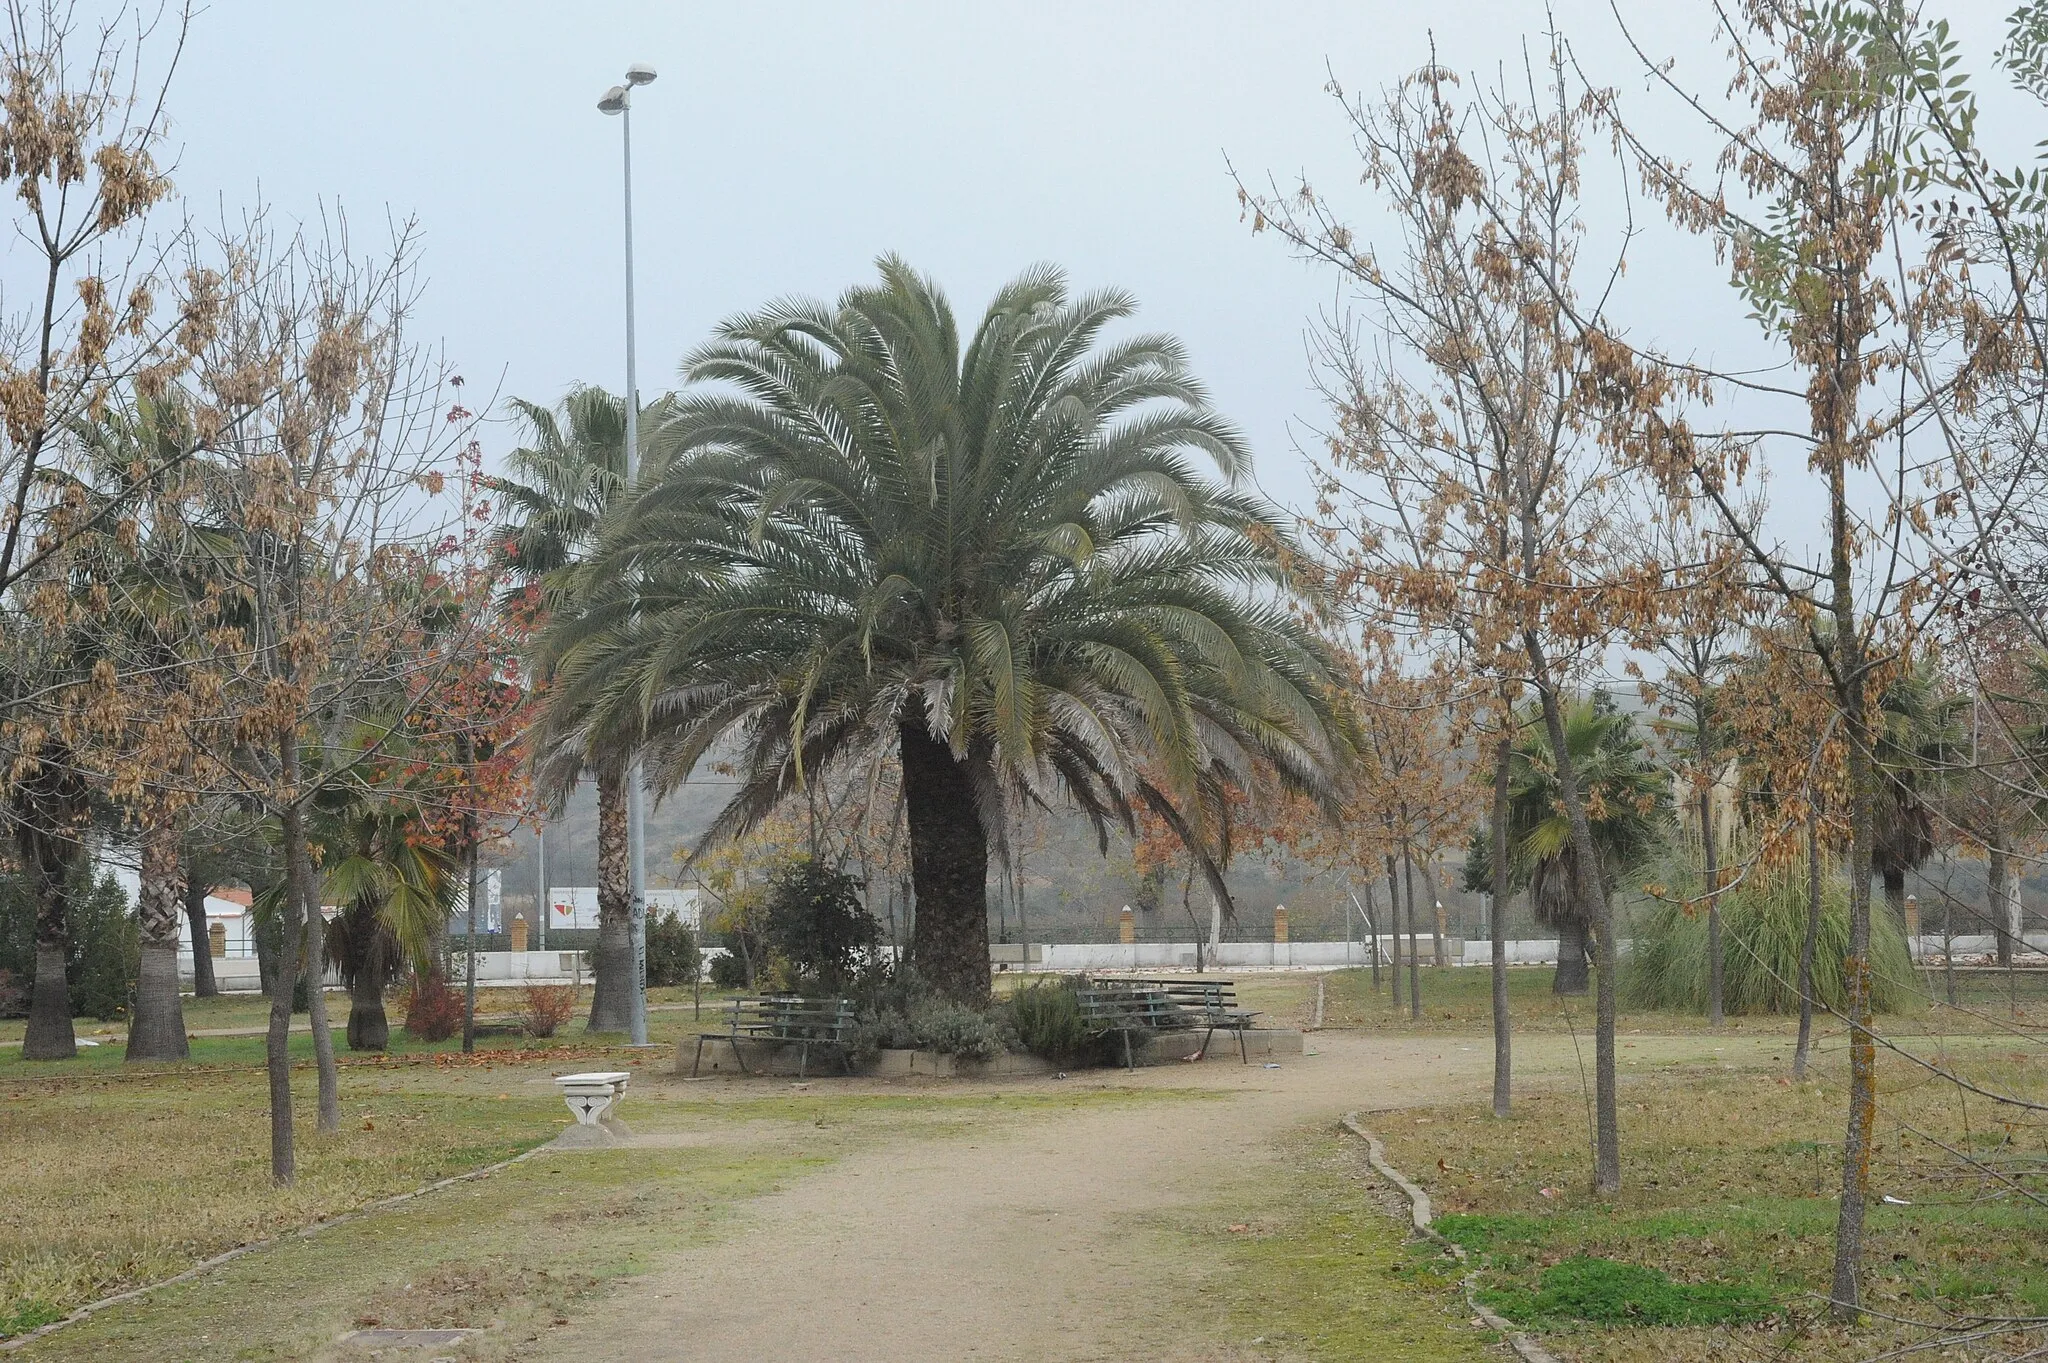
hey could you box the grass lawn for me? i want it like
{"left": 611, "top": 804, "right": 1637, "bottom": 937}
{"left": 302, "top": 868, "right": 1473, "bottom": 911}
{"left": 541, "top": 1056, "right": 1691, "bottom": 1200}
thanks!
{"left": 1368, "top": 1044, "right": 2048, "bottom": 1362}
{"left": 1142, "top": 1127, "right": 1500, "bottom": 1361}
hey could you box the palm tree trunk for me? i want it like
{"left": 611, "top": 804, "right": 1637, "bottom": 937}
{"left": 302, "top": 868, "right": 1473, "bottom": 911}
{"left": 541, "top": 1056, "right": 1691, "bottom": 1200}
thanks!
{"left": 1553, "top": 917, "right": 1591, "bottom": 995}
{"left": 184, "top": 868, "right": 218, "bottom": 999}
{"left": 126, "top": 811, "right": 191, "bottom": 1062}
{"left": 900, "top": 714, "right": 991, "bottom": 1006}
{"left": 587, "top": 770, "right": 635, "bottom": 1031}
{"left": 19, "top": 830, "right": 78, "bottom": 1062}
{"left": 347, "top": 956, "right": 390, "bottom": 1050}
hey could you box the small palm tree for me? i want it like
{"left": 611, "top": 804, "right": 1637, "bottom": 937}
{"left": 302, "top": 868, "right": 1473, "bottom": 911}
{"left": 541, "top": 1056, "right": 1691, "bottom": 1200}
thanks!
{"left": 1510, "top": 697, "right": 1669, "bottom": 994}
{"left": 484, "top": 388, "right": 641, "bottom": 1031}
{"left": 540, "top": 258, "right": 1356, "bottom": 1004}
{"left": 319, "top": 792, "right": 456, "bottom": 1051}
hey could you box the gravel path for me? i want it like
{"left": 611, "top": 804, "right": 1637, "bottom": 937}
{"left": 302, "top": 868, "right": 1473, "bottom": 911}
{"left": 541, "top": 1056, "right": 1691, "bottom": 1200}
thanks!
{"left": 513, "top": 1030, "right": 1775, "bottom": 1362}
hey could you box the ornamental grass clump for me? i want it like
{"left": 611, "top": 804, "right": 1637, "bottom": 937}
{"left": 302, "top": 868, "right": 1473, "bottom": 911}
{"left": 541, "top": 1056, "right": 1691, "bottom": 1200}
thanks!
{"left": 1625, "top": 852, "right": 1918, "bottom": 1015}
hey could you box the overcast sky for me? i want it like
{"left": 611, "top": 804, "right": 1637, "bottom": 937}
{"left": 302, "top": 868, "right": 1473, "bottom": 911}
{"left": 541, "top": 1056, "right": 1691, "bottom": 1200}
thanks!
{"left": 147, "top": 1, "right": 2017, "bottom": 519}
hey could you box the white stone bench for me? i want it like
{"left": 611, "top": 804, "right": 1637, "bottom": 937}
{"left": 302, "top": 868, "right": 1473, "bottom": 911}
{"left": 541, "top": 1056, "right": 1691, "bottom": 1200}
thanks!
{"left": 553, "top": 1070, "right": 631, "bottom": 1129}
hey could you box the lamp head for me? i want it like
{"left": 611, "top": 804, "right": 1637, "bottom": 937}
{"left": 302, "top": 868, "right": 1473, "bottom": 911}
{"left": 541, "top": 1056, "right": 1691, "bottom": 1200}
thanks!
{"left": 598, "top": 84, "right": 628, "bottom": 115}
{"left": 625, "top": 62, "right": 657, "bottom": 86}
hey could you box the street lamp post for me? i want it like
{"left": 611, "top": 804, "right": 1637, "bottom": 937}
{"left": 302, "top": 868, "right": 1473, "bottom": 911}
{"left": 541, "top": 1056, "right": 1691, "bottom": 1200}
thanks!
{"left": 600, "top": 63, "right": 656, "bottom": 1047}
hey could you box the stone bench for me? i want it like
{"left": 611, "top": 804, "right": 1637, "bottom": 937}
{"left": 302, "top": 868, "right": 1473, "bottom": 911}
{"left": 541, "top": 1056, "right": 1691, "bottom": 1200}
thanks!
{"left": 552, "top": 1070, "right": 631, "bottom": 1147}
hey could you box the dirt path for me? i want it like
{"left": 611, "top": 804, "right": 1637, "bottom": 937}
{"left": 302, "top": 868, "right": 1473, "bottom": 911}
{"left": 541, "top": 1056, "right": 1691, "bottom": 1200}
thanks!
{"left": 514, "top": 1030, "right": 1777, "bottom": 1362}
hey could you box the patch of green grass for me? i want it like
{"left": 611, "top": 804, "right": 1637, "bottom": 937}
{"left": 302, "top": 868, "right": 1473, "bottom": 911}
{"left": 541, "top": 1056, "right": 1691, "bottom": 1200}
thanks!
{"left": 1478, "top": 1256, "right": 1778, "bottom": 1328}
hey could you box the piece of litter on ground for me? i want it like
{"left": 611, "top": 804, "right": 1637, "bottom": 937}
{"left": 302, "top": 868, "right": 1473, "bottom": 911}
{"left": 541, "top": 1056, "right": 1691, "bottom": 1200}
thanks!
{"left": 1262, "top": 1062, "right": 1282, "bottom": 1069}
{"left": 1881, "top": 1194, "right": 1912, "bottom": 1205}
{"left": 1304, "top": 1050, "right": 1320, "bottom": 1057}
{"left": 1539, "top": 1186, "right": 1560, "bottom": 1199}
{"left": 76, "top": 1039, "right": 99, "bottom": 1047}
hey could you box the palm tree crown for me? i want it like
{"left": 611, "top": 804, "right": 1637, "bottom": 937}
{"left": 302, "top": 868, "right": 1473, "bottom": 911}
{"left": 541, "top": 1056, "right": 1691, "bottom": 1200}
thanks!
{"left": 541, "top": 257, "right": 1355, "bottom": 1001}
{"left": 1510, "top": 696, "right": 1669, "bottom": 993}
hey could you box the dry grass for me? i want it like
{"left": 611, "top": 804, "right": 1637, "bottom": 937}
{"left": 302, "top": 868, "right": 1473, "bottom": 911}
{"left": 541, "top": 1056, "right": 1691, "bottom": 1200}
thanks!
{"left": 1369, "top": 1044, "right": 2048, "bottom": 1362}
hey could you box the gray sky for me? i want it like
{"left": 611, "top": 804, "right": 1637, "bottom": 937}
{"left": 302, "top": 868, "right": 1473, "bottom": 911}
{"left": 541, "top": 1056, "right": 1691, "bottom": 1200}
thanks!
{"left": 159, "top": 0, "right": 2016, "bottom": 517}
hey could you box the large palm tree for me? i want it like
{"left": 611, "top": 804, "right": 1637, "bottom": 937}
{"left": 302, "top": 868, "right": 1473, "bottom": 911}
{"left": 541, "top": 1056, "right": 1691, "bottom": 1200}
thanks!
{"left": 540, "top": 258, "right": 1356, "bottom": 1004}
{"left": 1510, "top": 696, "right": 1669, "bottom": 994}
{"left": 485, "top": 388, "right": 640, "bottom": 1031}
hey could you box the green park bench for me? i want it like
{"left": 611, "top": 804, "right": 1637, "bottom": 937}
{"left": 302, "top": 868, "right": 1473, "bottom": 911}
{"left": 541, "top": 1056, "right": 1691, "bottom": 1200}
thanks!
{"left": 1116, "top": 976, "right": 1260, "bottom": 1063}
{"left": 691, "top": 995, "right": 857, "bottom": 1078}
{"left": 1076, "top": 982, "right": 1197, "bottom": 1070}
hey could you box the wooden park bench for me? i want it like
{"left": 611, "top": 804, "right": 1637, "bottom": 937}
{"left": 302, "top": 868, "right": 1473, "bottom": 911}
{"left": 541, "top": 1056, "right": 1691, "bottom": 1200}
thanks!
{"left": 1118, "top": 977, "right": 1260, "bottom": 1063}
{"left": 690, "top": 995, "right": 857, "bottom": 1078}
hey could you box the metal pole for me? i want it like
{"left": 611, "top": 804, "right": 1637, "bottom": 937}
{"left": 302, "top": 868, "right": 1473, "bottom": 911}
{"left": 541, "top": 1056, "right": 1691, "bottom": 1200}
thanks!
{"left": 535, "top": 820, "right": 547, "bottom": 953}
{"left": 621, "top": 95, "right": 650, "bottom": 1049}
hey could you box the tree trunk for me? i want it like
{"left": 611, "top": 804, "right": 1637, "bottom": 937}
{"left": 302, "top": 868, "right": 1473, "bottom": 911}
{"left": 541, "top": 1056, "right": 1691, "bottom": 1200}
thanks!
{"left": 1490, "top": 729, "right": 1513, "bottom": 1118}
{"left": 1702, "top": 779, "right": 1724, "bottom": 1029}
{"left": 184, "top": 871, "right": 218, "bottom": 999}
{"left": 1795, "top": 803, "right": 1822, "bottom": 1081}
{"left": 1418, "top": 855, "right": 1445, "bottom": 967}
{"left": 126, "top": 814, "right": 190, "bottom": 1062}
{"left": 1553, "top": 917, "right": 1591, "bottom": 995}
{"left": 899, "top": 714, "right": 991, "bottom": 1006}
{"left": 270, "top": 798, "right": 306, "bottom": 1186}
{"left": 1401, "top": 844, "right": 1421, "bottom": 1019}
{"left": 20, "top": 847, "right": 78, "bottom": 1062}
{"left": 347, "top": 960, "right": 390, "bottom": 1052}
{"left": 1992, "top": 846, "right": 2019, "bottom": 970}
{"left": 586, "top": 769, "right": 634, "bottom": 1032}
{"left": 1392, "top": 851, "right": 1409, "bottom": 1006}
{"left": 1829, "top": 654, "right": 1878, "bottom": 1320}
{"left": 294, "top": 827, "right": 339, "bottom": 1133}
{"left": 1527, "top": 649, "right": 1619, "bottom": 1194}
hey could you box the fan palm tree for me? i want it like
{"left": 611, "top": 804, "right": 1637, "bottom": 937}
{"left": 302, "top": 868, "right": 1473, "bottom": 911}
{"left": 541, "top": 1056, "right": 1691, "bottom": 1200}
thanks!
{"left": 318, "top": 791, "right": 456, "bottom": 1051}
{"left": 484, "top": 388, "right": 640, "bottom": 1031}
{"left": 540, "top": 257, "right": 1356, "bottom": 1004}
{"left": 1510, "top": 696, "right": 1669, "bottom": 994}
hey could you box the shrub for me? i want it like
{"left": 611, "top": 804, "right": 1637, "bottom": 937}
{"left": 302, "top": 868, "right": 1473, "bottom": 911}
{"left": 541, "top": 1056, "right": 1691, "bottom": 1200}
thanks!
{"left": 853, "top": 968, "right": 1013, "bottom": 1061}
{"left": 760, "top": 859, "right": 879, "bottom": 992}
{"left": 401, "top": 971, "right": 463, "bottom": 1041}
{"left": 708, "top": 947, "right": 751, "bottom": 990}
{"left": 1002, "top": 976, "right": 1092, "bottom": 1062}
{"left": 519, "top": 983, "right": 577, "bottom": 1038}
{"left": 645, "top": 910, "right": 702, "bottom": 986}
{"left": 1625, "top": 851, "right": 1918, "bottom": 1015}
{"left": 0, "top": 968, "right": 26, "bottom": 1019}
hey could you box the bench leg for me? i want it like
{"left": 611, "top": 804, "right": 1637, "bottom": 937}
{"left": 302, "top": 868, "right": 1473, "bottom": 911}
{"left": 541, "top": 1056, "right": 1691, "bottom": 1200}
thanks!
{"left": 732, "top": 1034, "right": 751, "bottom": 1075}
{"left": 1239, "top": 1027, "right": 1250, "bottom": 1064}
{"left": 1121, "top": 1028, "right": 1134, "bottom": 1071}
{"left": 691, "top": 1036, "right": 706, "bottom": 1078}
{"left": 799, "top": 1042, "right": 810, "bottom": 1080}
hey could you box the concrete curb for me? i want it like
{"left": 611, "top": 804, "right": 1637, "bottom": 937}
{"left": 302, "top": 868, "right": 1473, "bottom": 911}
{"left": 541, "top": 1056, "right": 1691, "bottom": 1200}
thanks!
{"left": 1339, "top": 1111, "right": 1561, "bottom": 1363}
{"left": 0, "top": 1140, "right": 557, "bottom": 1352}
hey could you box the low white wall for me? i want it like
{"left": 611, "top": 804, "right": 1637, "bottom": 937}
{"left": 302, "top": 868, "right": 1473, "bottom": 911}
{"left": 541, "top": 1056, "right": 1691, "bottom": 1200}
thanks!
{"left": 178, "top": 949, "right": 590, "bottom": 993}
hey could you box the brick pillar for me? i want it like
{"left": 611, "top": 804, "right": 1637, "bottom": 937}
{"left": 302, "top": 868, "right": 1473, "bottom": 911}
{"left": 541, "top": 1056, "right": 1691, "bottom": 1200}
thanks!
{"left": 1273, "top": 904, "right": 1289, "bottom": 944}
{"left": 1118, "top": 905, "right": 1136, "bottom": 944}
